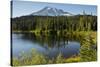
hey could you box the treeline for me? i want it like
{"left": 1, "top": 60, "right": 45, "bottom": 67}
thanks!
{"left": 11, "top": 14, "right": 97, "bottom": 32}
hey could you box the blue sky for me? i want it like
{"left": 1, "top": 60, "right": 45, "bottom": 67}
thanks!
{"left": 12, "top": 1, "right": 97, "bottom": 18}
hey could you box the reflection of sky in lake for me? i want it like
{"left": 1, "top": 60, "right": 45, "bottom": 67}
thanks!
{"left": 12, "top": 34, "right": 80, "bottom": 59}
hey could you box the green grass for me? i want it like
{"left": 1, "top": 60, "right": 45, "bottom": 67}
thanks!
{"left": 12, "top": 50, "right": 80, "bottom": 66}
{"left": 79, "top": 32, "right": 97, "bottom": 62}
{"left": 65, "top": 56, "right": 80, "bottom": 63}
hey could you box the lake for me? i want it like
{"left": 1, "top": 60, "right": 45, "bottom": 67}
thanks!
{"left": 12, "top": 33, "right": 80, "bottom": 59}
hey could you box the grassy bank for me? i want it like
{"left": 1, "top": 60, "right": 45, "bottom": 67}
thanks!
{"left": 12, "top": 49, "right": 80, "bottom": 66}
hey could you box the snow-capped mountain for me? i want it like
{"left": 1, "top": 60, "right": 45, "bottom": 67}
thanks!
{"left": 31, "top": 6, "right": 73, "bottom": 16}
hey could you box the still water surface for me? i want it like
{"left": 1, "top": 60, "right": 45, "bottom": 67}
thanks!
{"left": 12, "top": 33, "right": 80, "bottom": 59}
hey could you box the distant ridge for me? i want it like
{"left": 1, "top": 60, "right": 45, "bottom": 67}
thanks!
{"left": 31, "top": 6, "right": 73, "bottom": 16}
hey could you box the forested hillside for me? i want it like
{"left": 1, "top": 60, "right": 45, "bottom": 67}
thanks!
{"left": 11, "top": 13, "right": 97, "bottom": 33}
